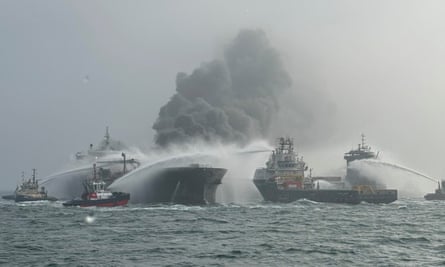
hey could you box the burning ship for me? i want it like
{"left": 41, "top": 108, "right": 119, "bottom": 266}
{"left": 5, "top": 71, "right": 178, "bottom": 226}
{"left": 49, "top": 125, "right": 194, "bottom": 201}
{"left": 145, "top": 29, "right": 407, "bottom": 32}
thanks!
{"left": 253, "top": 136, "right": 397, "bottom": 204}
{"left": 41, "top": 127, "right": 140, "bottom": 200}
{"left": 40, "top": 127, "right": 227, "bottom": 205}
{"left": 136, "top": 164, "right": 226, "bottom": 205}
{"left": 108, "top": 160, "right": 227, "bottom": 205}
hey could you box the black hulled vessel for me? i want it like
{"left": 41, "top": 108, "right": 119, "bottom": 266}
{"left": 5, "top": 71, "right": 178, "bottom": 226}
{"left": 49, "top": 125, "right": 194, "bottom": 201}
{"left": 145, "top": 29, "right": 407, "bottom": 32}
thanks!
{"left": 110, "top": 164, "right": 227, "bottom": 205}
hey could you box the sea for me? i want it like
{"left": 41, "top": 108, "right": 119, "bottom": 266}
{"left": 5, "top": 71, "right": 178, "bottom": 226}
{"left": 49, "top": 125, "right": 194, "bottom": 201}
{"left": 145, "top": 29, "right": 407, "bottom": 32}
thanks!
{"left": 1, "top": 197, "right": 444, "bottom": 267}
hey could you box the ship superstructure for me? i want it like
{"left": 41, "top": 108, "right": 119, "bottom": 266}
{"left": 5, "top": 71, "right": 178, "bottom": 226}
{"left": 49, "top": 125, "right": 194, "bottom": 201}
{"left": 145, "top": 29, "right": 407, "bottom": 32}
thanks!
{"left": 344, "top": 134, "right": 377, "bottom": 163}
{"left": 75, "top": 127, "right": 128, "bottom": 161}
{"left": 343, "top": 134, "right": 397, "bottom": 203}
{"left": 344, "top": 134, "right": 383, "bottom": 188}
{"left": 41, "top": 128, "right": 140, "bottom": 200}
{"left": 253, "top": 137, "right": 361, "bottom": 204}
{"left": 13, "top": 169, "right": 56, "bottom": 202}
{"left": 63, "top": 163, "right": 130, "bottom": 207}
{"left": 39, "top": 128, "right": 226, "bottom": 205}
{"left": 424, "top": 180, "right": 445, "bottom": 200}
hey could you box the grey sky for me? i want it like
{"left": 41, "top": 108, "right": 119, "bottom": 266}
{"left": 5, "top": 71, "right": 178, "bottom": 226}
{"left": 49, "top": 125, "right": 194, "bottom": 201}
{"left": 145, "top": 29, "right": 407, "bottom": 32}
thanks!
{"left": 1, "top": 1, "right": 445, "bottom": 190}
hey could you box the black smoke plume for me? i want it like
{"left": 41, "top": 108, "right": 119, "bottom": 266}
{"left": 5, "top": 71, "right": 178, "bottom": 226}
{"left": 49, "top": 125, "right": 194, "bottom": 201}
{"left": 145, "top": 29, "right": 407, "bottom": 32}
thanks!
{"left": 153, "top": 29, "right": 334, "bottom": 147}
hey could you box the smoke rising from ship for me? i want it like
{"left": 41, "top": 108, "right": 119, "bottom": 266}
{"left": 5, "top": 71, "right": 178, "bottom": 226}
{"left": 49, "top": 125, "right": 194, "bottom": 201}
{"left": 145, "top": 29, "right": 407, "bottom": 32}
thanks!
{"left": 152, "top": 29, "right": 334, "bottom": 147}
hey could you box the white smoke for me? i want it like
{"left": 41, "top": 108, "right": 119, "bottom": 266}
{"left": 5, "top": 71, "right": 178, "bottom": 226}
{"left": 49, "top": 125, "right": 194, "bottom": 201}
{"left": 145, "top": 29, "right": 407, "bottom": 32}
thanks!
{"left": 349, "top": 159, "right": 438, "bottom": 198}
{"left": 109, "top": 140, "right": 272, "bottom": 204}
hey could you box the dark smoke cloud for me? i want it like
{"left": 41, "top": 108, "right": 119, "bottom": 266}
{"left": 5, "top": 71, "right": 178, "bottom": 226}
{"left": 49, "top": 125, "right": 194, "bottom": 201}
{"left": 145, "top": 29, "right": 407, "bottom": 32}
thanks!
{"left": 153, "top": 29, "right": 334, "bottom": 147}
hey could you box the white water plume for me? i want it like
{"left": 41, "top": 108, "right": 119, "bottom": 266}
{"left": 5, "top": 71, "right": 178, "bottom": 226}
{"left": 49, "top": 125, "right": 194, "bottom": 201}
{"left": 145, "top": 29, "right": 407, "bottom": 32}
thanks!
{"left": 214, "top": 142, "right": 272, "bottom": 204}
{"left": 350, "top": 159, "right": 438, "bottom": 198}
{"left": 314, "top": 179, "right": 338, "bottom": 190}
{"left": 40, "top": 147, "right": 144, "bottom": 200}
{"left": 36, "top": 138, "right": 272, "bottom": 203}
{"left": 109, "top": 140, "right": 272, "bottom": 204}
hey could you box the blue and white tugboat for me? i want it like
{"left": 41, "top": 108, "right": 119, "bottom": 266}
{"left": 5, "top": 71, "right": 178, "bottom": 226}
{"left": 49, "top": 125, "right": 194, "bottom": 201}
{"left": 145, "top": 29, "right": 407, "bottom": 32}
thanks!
{"left": 63, "top": 164, "right": 130, "bottom": 207}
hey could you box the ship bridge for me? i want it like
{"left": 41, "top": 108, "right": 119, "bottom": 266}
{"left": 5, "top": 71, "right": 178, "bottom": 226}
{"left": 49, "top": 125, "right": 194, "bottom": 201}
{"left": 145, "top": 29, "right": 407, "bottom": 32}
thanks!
{"left": 344, "top": 134, "right": 376, "bottom": 164}
{"left": 266, "top": 137, "right": 307, "bottom": 175}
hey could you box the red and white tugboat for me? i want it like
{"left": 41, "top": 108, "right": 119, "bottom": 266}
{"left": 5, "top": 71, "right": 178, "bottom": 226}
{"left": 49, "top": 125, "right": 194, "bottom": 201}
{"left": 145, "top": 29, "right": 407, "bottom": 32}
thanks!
{"left": 63, "top": 164, "right": 130, "bottom": 207}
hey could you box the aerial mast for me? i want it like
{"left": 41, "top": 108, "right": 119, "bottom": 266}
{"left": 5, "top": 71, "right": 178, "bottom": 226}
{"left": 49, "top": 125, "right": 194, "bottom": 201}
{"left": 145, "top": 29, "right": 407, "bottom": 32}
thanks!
{"left": 104, "top": 126, "right": 110, "bottom": 146}
{"left": 32, "top": 168, "right": 36, "bottom": 184}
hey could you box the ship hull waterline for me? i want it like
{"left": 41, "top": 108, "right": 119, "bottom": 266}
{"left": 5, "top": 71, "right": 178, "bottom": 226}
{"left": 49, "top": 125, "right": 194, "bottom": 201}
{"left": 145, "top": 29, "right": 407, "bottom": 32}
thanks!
{"left": 254, "top": 181, "right": 397, "bottom": 204}
{"left": 63, "top": 193, "right": 130, "bottom": 207}
{"left": 2, "top": 194, "right": 16, "bottom": 201}
{"left": 14, "top": 194, "right": 57, "bottom": 202}
{"left": 112, "top": 166, "right": 227, "bottom": 205}
{"left": 424, "top": 193, "right": 445, "bottom": 201}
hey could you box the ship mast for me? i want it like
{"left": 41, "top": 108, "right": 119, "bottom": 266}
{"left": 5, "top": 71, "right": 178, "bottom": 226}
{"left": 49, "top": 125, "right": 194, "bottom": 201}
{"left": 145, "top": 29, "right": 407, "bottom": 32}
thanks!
{"left": 93, "top": 163, "right": 97, "bottom": 181}
{"left": 122, "top": 152, "right": 127, "bottom": 174}
{"left": 361, "top": 133, "right": 369, "bottom": 151}
{"left": 32, "top": 168, "right": 36, "bottom": 184}
{"left": 104, "top": 126, "right": 110, "bottom": 147}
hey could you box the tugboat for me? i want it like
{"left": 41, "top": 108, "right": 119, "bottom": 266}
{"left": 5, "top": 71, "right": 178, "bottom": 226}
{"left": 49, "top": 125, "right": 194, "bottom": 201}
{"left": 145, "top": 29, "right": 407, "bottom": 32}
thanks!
{"left": 424, "top": 180, "right": 445, "bottom": 200}
{"left": 63, "top": 164, "right": 130, "bottom": 207}
{"left": 3, "top": 169, "right": 57, "bottom": 202}
{"left": 344, "top": 134, "right": 397, "bottom": 204}
{"left": 253, "top": 137, "right": 361, "bottom": 204}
